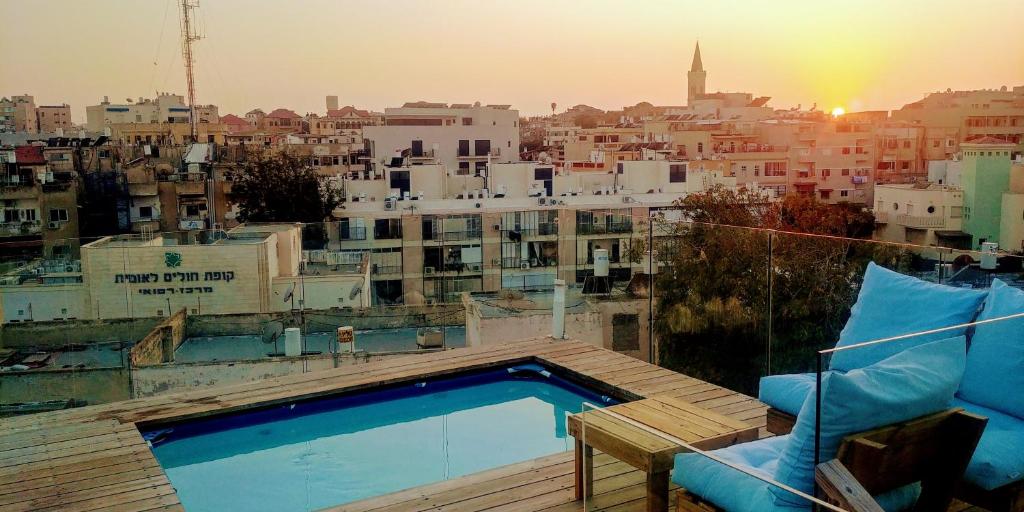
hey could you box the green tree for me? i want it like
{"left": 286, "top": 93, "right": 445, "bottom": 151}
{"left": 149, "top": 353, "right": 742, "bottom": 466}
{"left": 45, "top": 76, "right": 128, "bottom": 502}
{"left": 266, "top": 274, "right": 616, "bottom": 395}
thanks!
{"left": 231, "top": 153, "right": 342, "bottom": 224}
{"left": 654, "top": 186, "right": 907, "bottom": 394}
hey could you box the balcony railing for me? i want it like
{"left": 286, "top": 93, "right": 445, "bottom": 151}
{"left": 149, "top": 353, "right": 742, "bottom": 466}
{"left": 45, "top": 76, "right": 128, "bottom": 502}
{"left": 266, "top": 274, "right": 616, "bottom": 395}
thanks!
{"left": 427, "top": 229, "right": 482, "bottom": 241}
{"left": 0, "top": 221, "right": 41, "bottom": 236}
{"left": 371, "top": 264, "right": 401, "bottom": 275}
{"left": 577, "top": 221, "right": 633, "bottom": 235}
{"left": 896, "top": 214, "right": 945, "bottom": 229}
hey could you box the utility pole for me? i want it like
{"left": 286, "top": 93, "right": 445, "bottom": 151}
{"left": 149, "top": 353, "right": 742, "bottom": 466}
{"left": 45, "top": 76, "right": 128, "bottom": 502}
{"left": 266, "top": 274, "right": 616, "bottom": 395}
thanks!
{"left": 180, "top": 0, "right": 201, "bottom": 143}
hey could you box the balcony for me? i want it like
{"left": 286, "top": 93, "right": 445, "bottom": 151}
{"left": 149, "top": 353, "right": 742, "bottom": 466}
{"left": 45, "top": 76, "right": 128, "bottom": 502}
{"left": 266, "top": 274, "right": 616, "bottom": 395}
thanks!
{"left": 129, "top": 182, "right": 159, "bottom": 196}
{"left": 896, "top": 214, "right": 945, "bottom": 229}
{"left": 370, "top": 264, "right": 401, "bottom": 275}
{"left": 577, "top": 221, "right": 633, "bottom": 235}
{"left": 174, "top": 180, "right": 206, "bottom": 196}
{"left": 409, "top": 149, "right": 436, "bottom": 160}
{"left": 0, "top": 220, "right": 41, "bottom": 236}
{"left": 427, "top": 229, "right": 482, "bottom": 242}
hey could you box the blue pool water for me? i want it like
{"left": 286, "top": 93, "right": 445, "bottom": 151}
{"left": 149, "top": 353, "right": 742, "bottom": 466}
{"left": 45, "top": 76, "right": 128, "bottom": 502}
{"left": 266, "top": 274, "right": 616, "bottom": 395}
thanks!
{"left": 143, "top": 364, "right": 615, "bottom": 512}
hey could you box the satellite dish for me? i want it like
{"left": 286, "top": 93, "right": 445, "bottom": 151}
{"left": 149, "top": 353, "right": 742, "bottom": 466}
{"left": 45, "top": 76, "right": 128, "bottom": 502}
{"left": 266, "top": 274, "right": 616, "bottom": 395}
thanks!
{"left": 348, "top": 278, "right": 364, "bottom": 301}
{"left": 262, "top": 321, "right": 284, "bottom": 344}
{"left": 282, "top": 283, "right": 295, "bottom": 303}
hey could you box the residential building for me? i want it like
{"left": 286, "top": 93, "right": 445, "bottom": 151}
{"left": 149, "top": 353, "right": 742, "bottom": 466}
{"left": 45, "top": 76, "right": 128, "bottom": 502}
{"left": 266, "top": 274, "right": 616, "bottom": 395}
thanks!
{"left": 1000, "top": 159, "right": 1024, "bottom": 252}
{"left": 259, "top": 108, "right": 304, "bottom": 133}
{"left": 0, "top": 95, "right": 39, "bottom": 133}
{"left": 86, "top": 93, "right": 208, "bottom": 132}
{"left": 873, "top": 183, "right": 967, "bottom": 250}
{"left": 0, "top": 145, "right": 80, "bottom": 262}
{"left": 891, "top": 86, "right": 1024, "bottom": 157}
{"left": 960, "top": 137, "right": 1017, "bottom": 248}
{"left": 219, "top": 114, "right": 251, "bottom": 133}
{"left": 35, "top": 104, "right": 73, "bottom": 134}
{"left": 362, "top": 102, "right": 520, "bottom": 175}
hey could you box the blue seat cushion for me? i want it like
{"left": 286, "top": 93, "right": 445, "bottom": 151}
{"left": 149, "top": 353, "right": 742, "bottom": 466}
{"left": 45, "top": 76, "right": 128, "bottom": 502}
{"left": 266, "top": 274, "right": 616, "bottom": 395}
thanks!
{"left": 673, "top": 435, "right": 920, "bottom": 511}
{"left": 958, "top": 279, "right": 1024, "bottom": 419}
{"left": 772, "top": 335, "right": 966, "bottom": 506}
{"left": 953, "top": 398, "right": 1024, "bottom": 491}
{"left": 829, "top": 263, "right": 986, "bottom": 372}
{"left": 759, "top": 373, "right": 815, "bottom": 417}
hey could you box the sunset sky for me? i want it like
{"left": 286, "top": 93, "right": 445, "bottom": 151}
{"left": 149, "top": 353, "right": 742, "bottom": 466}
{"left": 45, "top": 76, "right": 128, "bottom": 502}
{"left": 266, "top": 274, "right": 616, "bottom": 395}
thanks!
{"left": 3, "top": 0, "right": 1022, "bottom": 122}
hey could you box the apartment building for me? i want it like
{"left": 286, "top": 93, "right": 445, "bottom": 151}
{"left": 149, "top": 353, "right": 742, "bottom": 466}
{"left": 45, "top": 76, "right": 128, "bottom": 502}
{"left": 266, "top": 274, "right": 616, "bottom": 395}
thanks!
{"left": 110, "top": 122, "right": 229, "bottom": 146}
{"left": 334, "top": 158, "right": 733, "bottom": 304}
{"left": 960, "top": 137, "right": 1017, "bottom": 248}
{"left": 891, "top": 86, "right": 1024, "bottom": 156}
{"left": 0, "top": 95, "right": 39, "bottom": 133}
{"left": 874, "top": 122, "right": 927, "bottom": 184}
{"left": 86, "top": 93, "right": 214, "bottom": 132}
{"left": 362, "top": 102, "right": 520, "bottom": 176}
{"left": 0, "top": 145, "right": 80, "bottom": 262}
{"left": 873, "top": 183, "right": 967, "bottom": 250}
{"left": 36, "top": 104, "right": 72, "bottom": 134}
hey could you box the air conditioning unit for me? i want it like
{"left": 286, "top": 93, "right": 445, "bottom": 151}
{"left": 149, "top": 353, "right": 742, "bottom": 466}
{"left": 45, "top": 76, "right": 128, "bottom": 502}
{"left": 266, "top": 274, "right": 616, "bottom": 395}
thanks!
{"left": 383, "top": 198, "right": 396, "bottom": 211}
{"left": 520, "top": 262, "right": 530, "bottom": 270}
{"left": 47, "top": 221, "right": 60, "bottom": 229}
{"left": 467, "top": 263, "right": 482, "bottom": 272}
{"left": 424, "top": 267, "right": 435, "bottom": 276}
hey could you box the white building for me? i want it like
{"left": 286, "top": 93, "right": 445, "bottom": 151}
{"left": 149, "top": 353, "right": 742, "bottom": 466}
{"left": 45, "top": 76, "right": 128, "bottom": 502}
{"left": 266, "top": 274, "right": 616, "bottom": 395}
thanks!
{"left": 873, "top": 183, "right": 967, "bottom": 251}
{"left": 362, "top": 102, "right": 520, "bottom": 176}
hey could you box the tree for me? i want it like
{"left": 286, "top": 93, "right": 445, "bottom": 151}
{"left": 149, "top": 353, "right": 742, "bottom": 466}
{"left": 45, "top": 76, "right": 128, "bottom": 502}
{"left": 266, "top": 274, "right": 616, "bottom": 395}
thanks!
{"left": 653, "top": 186, "right": 907, "bottom": 394}
{"left": 230, "top": 153, "right": 342, "bottom": 224}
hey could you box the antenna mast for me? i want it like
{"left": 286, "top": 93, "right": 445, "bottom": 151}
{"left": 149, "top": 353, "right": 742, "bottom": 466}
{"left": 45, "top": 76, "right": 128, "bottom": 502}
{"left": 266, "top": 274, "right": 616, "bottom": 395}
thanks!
{"left": 180, "top": 0, "right": 201, "bottom": 142}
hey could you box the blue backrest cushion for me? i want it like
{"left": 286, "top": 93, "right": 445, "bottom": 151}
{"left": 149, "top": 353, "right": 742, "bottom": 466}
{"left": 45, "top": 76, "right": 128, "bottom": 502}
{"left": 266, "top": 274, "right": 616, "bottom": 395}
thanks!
{"left": 771, "top": 335, "right": 966, "bottom": 505}
{"left": 959, "top": 279, "right": 1024, "bottom": 419}
{"left": 829, "top": 262, "right": 986, "bottom": 372}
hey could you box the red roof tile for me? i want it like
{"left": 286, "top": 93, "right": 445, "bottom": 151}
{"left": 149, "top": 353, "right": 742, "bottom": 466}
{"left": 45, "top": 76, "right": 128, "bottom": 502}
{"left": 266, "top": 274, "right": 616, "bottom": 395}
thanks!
{"left": 219, "top": 114, "right": 250, "bottom": 126}
{"left": 327, "top": 106, "right": 370, "bottom": 118}
{"left": 267, "top": 108, "right": 301, "bottom": 119}
{"left": 14, "top": 145, "right": 46, "bottom": 165}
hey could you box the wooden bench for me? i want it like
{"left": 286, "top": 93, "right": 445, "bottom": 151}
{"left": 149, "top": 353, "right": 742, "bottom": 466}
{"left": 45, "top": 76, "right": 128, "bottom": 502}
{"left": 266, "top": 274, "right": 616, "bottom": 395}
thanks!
{"left": 568, "top": 395, "right": 758, "bottom": 512}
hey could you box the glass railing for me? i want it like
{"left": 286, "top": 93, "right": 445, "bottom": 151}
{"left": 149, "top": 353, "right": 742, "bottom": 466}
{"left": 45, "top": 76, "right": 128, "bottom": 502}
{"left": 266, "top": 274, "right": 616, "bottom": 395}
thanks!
{"left": 2, "top": 211, "right": 1021, "bottom": 423}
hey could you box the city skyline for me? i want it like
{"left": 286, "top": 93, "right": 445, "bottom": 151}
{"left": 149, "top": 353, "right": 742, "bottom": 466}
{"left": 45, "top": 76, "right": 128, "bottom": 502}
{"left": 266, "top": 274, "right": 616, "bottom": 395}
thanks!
{"left": 2, "top": 0, "right": 1023, "bottom": 122}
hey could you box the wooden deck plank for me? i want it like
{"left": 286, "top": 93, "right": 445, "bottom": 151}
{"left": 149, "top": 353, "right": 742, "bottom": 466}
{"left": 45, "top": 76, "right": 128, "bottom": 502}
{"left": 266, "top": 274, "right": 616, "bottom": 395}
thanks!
{"left": 0, "top": 339, "right": 769, "bottom": 512}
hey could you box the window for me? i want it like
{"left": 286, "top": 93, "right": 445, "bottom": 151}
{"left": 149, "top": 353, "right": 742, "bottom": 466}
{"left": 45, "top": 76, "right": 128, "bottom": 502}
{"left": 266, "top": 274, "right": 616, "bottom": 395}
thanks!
{"left": 474, "top": 161, "right": 487, "bottom": 174}
{"left": 903, "top": 140, "right": 911, "bottom": 148}
{"left": 821, "top": 169, "right": 831, "bottom": 177}
{"left": 764, "top": 161, "right": 786, "bottom": 177}
{"left": 374, "top": 219, "right": 402, "bottom": 239}
{"left": 933, "top": 140, "right": 940, "bottom": 148}
{"left": 927, "top": 205, "right": 936, "bottom": 214}
{"left": 462, "top": 117, "right": 472, "bottom": 126}
{"left": 616, "top": 162, "right": 624, "bottom": 174}
{"left": 696, "top": 142, "right": 703, "bottom": 153}
{"left": 840, "top": 190, "right": 849, "bottom": 198}
{"left": 184, "top": 204, "right": 200, "bottom": 217}
{"left": 841, "top": 168, "right": 850, "bottom": 176}
{"left": 534, "top": 167, "right": 553, "bottom": 180}
{"left": 457, "top": 161, "right": 470, "bottom": 175}
{"left": 842, "top": 147, "right": 851, "bottom": 155}
{"left": 139, "top": 206, "right": 153, "bottom": 219}
{"left": 457, "top": 139, "right": 470, "bottom": 157}
{"left": 669, "top": 164, "right": 687, "bottom": 183}
{"left": 48, "top": 208, "right": 69, "bottom": 222}
{"left": 474, "top": 139, "right": 491, "bottom": 156}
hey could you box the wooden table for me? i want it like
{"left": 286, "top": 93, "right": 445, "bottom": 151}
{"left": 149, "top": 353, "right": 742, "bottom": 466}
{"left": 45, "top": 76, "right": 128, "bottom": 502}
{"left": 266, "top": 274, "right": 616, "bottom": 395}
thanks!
{"left": 567, "top": 394, "right": 758, "bottom": 512}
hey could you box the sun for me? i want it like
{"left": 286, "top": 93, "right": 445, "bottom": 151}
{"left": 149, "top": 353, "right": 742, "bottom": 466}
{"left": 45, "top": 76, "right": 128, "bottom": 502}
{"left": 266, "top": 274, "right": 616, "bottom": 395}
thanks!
{"left": 831, "top": 106, "right": 846, "bottom": 117}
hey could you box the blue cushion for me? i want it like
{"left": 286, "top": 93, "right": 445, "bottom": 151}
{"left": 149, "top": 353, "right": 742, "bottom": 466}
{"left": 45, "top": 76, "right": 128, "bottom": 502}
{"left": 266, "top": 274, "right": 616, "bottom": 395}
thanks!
{"left": 673, "top": 435, "right": 920, "bottom": 511}
{"left": 771, "top": 335, "right": 966, "bottom": 506}
{"left": 958, "top": 279, "right": 1024, "bottom": 419}
{"left": 953, "top": 398, "right": 1024, "bottom": 491}
{"left": 759, "top": 373, "right": 816, "bottom": 416}
{"left": 829, "top": 263, "right": 986, "bottom": 371}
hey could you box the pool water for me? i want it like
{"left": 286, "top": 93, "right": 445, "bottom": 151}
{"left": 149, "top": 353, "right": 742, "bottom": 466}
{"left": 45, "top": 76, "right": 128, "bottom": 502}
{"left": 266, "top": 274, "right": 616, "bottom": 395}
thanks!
{"left": 144, "top": 364, "right": 615, "bottom": 512}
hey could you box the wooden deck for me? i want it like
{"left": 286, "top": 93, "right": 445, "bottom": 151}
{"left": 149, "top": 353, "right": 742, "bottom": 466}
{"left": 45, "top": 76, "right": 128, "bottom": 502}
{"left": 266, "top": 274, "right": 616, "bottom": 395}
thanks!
{"left": 0, "top": 338, "right": 768, "bottom": 511}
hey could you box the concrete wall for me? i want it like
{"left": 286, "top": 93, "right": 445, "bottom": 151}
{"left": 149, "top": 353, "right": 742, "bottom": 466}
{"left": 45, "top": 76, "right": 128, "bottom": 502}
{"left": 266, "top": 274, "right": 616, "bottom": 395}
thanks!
{"left": 184, "top": 304, "right": 465, "bottom": 337}
{"left": 130, "top": 351, "right": 422, "bottom": 398}
{"left": 476, "top": 311, "right": 604, "bottom": 347}
{"left": 129, "top": 308, "right": 187, "bottom": 366}
{"left": 0, "top": 367, "right": 130, "bottom": 405}
{"left": 0, "top": 316, "right": 164, "bottom": 349}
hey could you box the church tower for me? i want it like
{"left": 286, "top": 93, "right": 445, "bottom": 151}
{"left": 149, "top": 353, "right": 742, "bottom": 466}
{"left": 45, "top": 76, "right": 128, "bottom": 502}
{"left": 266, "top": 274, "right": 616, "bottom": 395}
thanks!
{"left": 687, "top": 42, "right": 706, "bottom": 106}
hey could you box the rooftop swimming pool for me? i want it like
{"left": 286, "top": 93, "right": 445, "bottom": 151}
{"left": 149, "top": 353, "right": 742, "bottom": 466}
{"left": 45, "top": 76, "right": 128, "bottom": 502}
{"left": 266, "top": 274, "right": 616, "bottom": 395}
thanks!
{"left": 142, "top": 363, "right": 616, "bottom": 512}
